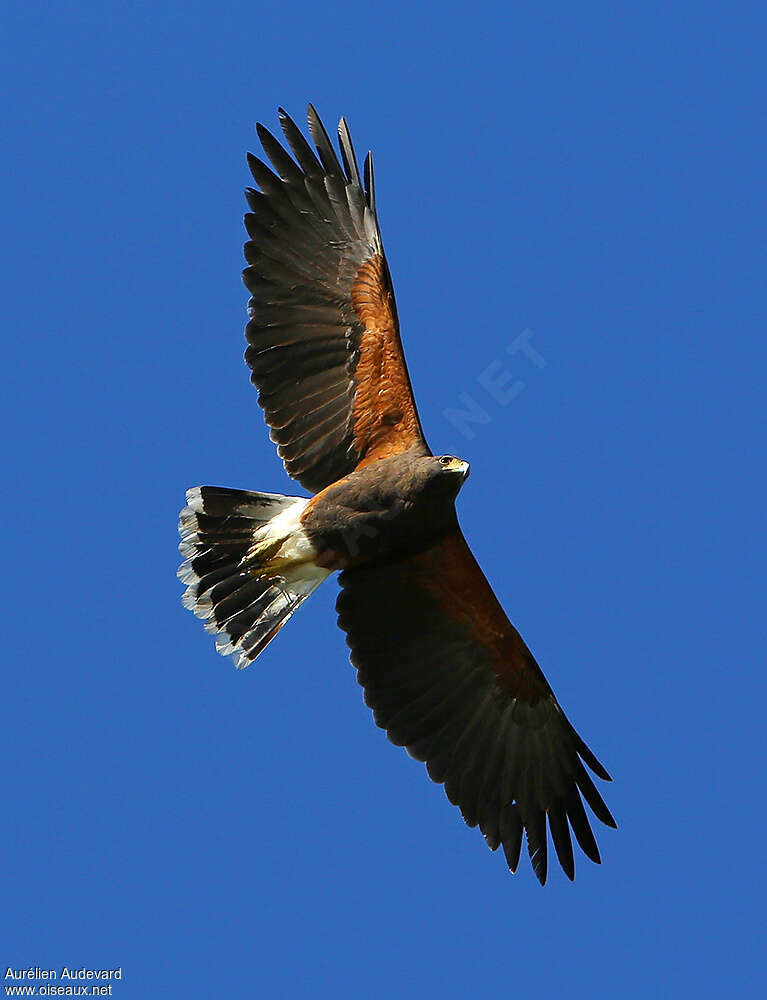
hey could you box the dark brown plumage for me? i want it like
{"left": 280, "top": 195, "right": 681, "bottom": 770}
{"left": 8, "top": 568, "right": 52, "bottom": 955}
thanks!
{"left": 178, "top": 105, "right": 615, "bottom": 885}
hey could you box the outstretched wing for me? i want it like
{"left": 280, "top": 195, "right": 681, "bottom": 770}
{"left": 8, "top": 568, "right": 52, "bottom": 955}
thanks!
{"left": 336, "top": 528, "right": 616, "bottom": 884}
{"left": 243, "top": 106, "right": 429, "bottom": 495}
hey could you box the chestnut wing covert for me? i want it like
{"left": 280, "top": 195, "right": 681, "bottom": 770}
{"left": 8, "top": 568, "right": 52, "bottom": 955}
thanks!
{"left": 336, "top": 529, "right": 616, "bottom": 884}
{"left": 243, "top": 106, "right": 428, "bottom": 494}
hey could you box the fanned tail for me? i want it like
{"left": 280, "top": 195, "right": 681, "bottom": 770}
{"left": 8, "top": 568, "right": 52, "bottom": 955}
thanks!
{"left": 178, "top": 486, "right": 329, "bottom": 668}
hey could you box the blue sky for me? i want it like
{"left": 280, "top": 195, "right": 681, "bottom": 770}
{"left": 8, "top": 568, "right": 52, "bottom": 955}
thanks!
{"left": 3, "top": 1, "right": 765, "bottom": 996}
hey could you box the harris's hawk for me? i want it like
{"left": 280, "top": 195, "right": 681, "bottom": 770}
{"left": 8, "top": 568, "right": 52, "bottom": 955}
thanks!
{"left": 178, "top": 106, "right": 615, "bottom": 884}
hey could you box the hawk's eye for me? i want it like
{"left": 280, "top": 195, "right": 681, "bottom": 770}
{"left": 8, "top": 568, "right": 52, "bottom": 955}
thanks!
{"left": 439, "top": 456, "right": 453, "bottom": 466}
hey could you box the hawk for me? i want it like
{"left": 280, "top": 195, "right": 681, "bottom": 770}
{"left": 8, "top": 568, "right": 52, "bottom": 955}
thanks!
{"left": 178, "top": 106, "right": 616, "bottom": 884}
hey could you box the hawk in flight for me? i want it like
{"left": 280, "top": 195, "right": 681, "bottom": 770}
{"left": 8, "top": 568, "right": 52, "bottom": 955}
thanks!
{"left": 178, "top": 106, "right": 616, "bottom": 884}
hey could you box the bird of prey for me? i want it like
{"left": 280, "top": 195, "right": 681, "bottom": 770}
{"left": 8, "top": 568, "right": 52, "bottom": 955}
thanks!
{"left": 178, "top": 105, "right": 616, "bottom": 884}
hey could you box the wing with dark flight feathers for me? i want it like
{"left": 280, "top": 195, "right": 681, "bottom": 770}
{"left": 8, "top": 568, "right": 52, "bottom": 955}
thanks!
{"left": 243, "top": 106, "right": 428, "bottom": 494}
{"left": 336, "top": 528, "right": 616, "bottom": 884}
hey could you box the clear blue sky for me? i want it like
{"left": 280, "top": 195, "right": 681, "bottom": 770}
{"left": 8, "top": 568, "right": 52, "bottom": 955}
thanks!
{"left": 3, "top": 2, "right": 765, "bottom": 997}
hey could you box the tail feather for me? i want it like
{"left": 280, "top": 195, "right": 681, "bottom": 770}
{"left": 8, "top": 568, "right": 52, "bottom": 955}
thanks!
{"left": 178, "top": 486, "right": 329, "bottom": 668}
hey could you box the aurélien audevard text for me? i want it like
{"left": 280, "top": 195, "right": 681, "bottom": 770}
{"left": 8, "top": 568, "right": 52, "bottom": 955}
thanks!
{"left": 5, "top": 967, "right": 122, "bottom": 994}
